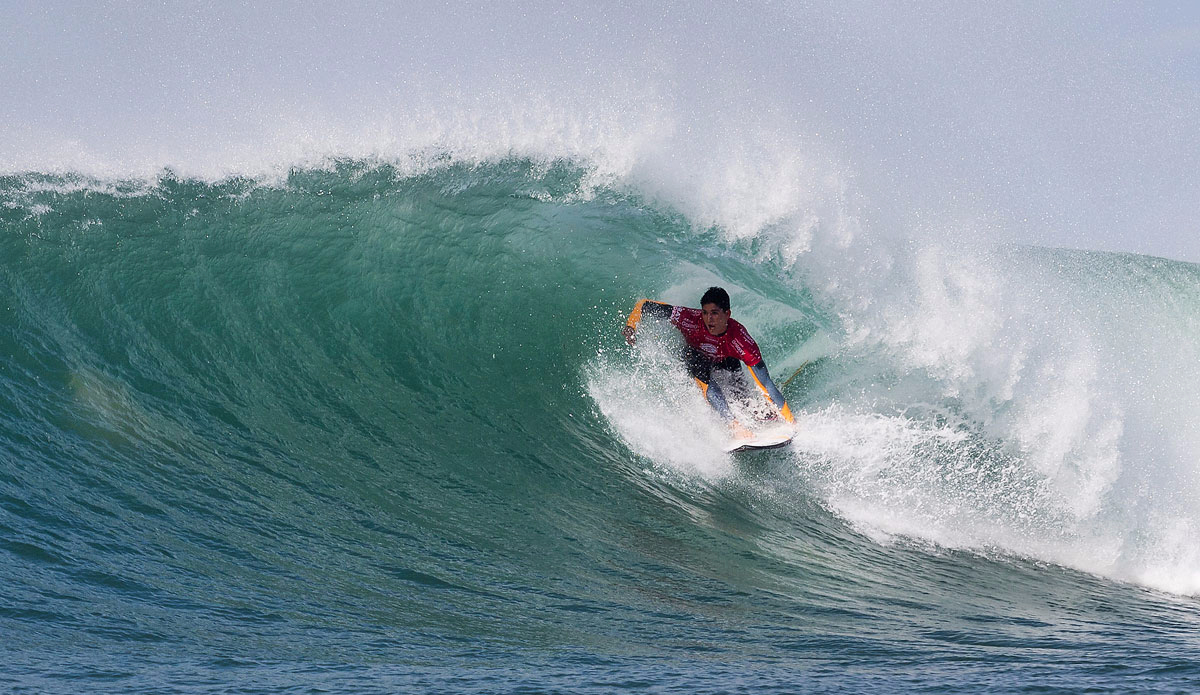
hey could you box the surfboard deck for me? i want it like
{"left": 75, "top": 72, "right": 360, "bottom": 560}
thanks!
{"left": 722, "top": 429, "right": 795, "bottom": 453}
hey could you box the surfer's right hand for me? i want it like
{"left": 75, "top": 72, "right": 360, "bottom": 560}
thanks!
{"left": 622, "top": 325, "right": 636, "bottom": 346}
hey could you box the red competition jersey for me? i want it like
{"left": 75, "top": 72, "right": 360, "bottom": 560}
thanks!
{"left": 670, "top": 306, "right": 763, "bottom": 366}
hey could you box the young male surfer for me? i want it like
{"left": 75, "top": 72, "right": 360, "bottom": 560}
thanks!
{"left": 622, "top": 287, "right": 794, "bottom": 437}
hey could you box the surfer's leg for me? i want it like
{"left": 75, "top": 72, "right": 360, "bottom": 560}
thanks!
{"left": 748, "top": 360, "right": 795, "bottom": 424}
{"left": 713, "top": 357, "right": 750, "bottom": 402}
{"left": 681, "top": 347, "right": 736, "bottom": 422}
{"left": 693, "top": 377, "right": 735, "bottom": 422}
{"left": 699, "top": 378, "right": 753, "bottom": 440}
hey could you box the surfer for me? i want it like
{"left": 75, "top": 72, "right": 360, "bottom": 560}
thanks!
{"left": 622, "top": 287, "right": 794, "bottom": 436}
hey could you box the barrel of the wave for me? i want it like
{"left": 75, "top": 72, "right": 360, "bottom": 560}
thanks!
{"left": 622, "top": 290, "right": 796, "bottom": 453}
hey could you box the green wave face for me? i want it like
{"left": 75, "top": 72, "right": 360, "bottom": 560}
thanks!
{"left": 3, "top": 160, "right": 1200, "bottom": 686}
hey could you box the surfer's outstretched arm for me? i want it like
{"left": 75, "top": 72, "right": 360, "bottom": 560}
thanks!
{"left": 747, "top": 360, "right": 795, "bottom": 424}
{"left": 622, "top": 299, "right": 673, "bottom": 345}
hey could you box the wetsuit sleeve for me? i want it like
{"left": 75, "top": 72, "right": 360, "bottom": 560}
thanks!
{"left": 625, "top": 299, "right": 674, "bottom": 331}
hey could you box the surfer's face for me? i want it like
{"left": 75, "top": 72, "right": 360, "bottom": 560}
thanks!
{"left": 701, "top": 303, "right": 730, "bottom": 336}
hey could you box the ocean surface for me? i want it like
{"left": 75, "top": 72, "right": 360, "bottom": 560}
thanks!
{"left": 3, "top": 159, "right": 1200, "bottom": 694}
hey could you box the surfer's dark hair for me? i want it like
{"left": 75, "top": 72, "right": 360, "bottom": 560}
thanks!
{"left": 700, "top": 286, "right": 730, "bottom": 312}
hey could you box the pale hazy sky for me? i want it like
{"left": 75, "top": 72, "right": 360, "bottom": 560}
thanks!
{"left": 3, "top": 1, "right": 1199, "bottom": 261}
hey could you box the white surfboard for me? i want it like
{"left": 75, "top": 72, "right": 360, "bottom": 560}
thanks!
{"left": 722, "top": 428, "right": 795, "bottom": 453}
